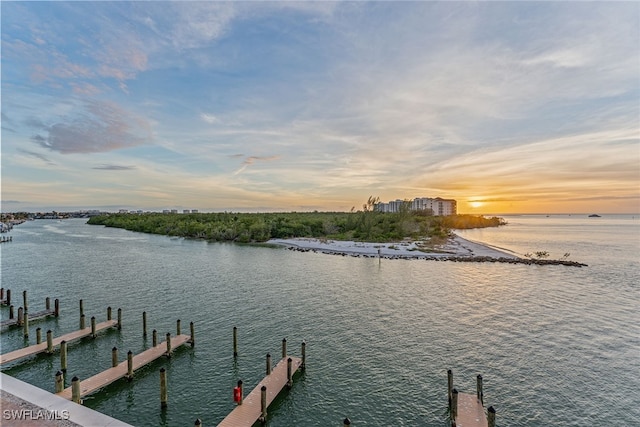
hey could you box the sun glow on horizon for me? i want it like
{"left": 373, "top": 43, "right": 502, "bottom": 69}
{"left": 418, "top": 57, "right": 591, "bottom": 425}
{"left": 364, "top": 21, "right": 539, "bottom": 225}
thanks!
{"left": 469, "top": 201, "right": 484, "bottom": 209}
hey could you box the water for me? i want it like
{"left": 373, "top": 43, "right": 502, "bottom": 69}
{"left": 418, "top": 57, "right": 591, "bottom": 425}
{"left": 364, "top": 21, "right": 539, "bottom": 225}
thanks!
{"left": 1, "top": 215, "right": 639, "bottom": 426}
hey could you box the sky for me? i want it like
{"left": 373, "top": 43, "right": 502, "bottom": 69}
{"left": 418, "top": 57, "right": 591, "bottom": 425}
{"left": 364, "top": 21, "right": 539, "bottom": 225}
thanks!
{"left": 1, "top": 1, "right": 639, "bottom": 214}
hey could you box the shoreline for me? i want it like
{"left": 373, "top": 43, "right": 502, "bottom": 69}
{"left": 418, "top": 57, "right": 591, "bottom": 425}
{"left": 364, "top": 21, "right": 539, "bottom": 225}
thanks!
{"left": 267, "top": 233, "right": 519, "bottom": 259}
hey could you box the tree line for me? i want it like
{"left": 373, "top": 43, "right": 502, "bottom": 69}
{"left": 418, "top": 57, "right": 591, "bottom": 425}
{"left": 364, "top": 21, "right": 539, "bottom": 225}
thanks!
{"left": 87, "top": 209, "right": 506, "bottom": 243}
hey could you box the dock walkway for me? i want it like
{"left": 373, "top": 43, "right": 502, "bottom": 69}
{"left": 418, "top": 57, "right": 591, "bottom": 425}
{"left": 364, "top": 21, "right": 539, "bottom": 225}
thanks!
{"left": 0, "top": 307, "right": 57, "bottom": 328}
{"left": 0, "top": 320, "right": 117, "bottom": 366}
{"left": 218, "top": 356, "right": 302, "bottom": 427}
{"left": 454, "top": 392, "right": 487, "bottom": 427}
{"left": 57, "top": 334, "right": 192, "bottom": 400}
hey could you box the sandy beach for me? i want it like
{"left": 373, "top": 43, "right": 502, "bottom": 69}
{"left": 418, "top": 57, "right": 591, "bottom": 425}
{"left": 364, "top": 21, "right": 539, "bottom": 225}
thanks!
{"left": 267, "top": 233, "right": 519, "bottom": 259}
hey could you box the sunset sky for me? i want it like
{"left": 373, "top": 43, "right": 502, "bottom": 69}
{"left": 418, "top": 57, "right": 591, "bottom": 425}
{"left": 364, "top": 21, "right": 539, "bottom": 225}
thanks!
{"left": 2, "top": 1, "right": 639, "bottom": 214}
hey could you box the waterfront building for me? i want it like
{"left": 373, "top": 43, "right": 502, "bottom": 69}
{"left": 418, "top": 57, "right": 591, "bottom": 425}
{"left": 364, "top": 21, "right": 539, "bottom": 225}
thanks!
{"left": 375, "top": 197, "right": 457, "bottom": 215}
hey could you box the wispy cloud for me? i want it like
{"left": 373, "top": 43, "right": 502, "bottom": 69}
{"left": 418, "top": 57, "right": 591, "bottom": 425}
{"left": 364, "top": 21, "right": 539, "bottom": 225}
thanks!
{"left": 16, "top": 149, "right": 56, "bottom": 166}
{"left": 234, "top": 155, "right": 280, "bottom": 175}
{"left": 92, "top": 164, "right": 137, "bottom": 171}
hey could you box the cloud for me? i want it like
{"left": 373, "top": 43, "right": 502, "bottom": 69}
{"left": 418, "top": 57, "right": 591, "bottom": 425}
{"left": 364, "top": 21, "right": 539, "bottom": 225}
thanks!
{"left": 92, "top": 164, "right": 137, "bottom": 170}
{"left": 29, "top": 100, "right": 151, "bottom": 154}
{"left": 17, "top": 149, "right": 55, "bottom": 165}
{"left": 234, "top": 155, "right": 280, "bottom": 175}
{"left": 200, "top": 113, "right": 219, "bottom": 124}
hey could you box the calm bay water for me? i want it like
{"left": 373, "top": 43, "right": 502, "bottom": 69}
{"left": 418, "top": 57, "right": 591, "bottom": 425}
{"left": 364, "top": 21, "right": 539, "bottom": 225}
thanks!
{"left": 1, "top": 215, "right": 639, "bottom": 426}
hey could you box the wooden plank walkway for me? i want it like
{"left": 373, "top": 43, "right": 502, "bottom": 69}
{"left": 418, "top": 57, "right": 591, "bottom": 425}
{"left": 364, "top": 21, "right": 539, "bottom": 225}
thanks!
{"left": 56, "top": 334, "right": 192, "bottom": 400}
{"left": 0, "top": 320, "right": 117, "bottom": 365}
{"left": 218, "top": 356, "right": 302, "bottom": 427}
{"left": 455, "top": 392, "right": 487, "bottom": 427}
{"left": 0, "top": 308, "right": 57, "bottom": 328}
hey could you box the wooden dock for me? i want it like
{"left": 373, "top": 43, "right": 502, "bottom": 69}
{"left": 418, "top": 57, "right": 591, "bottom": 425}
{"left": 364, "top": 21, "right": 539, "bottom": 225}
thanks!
{"left": 56, "top": 334, "right": 193, "bottom": 400}
{"left": 454, "top": 392, "right": 487, "bottom": 427}
{"left": 218, "top": 356, "right": 302, "bottom": 427}
{"left": 0, "top": 320, "right": 117, "bottom": 365}
{"left": 0, "top": 307, "right": 58, "bottom": 328}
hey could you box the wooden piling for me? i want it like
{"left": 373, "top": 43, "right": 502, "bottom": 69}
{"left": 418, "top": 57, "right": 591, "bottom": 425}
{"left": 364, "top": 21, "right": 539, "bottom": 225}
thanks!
{"left": 80, "top": 314, "right": 85, "bottom": 330}
{"left": 23, "top": 290, "right": 28, "bottom": 312}
{"left": 127, "top": 350, "right": 133, "bottom": 381}
{"left": 237, "top": 379, "right": 243, "bottom": 405}
{"left": 23, "top": 308, "right": 29, "bottom": 337}
{"left": 112, "top": 347, "right": 118, "bottom": 368}
{"left": 195, "top": 419, "right": 202, "bottom": 426}
{"left": 46, "top": 297, "right": 51, "bottom": 311}
{"left": 190, "top": 322, "right": 195, "bottom": 347}
{"left": 233, "top": 326, "right": 238, "bottom": 357}
{"left": 447, "top": 369, "right": 454, "bottom": 411}
{"left": 487, "top": 406, "right": 496, "bottom": 427}
{"left": 60, "top": 341, "right": 68, "bottom": 372}
{"left": 71, "top": 376, "right": 81, "bottom": 404}
{"left": 6, "top": 289, "right": 11, "bottom": 306}
{"left": 55, "top": 371, "right": 64, "bottom": 393}
{"left": 166, "top": 333, "right": 172, "bottom": 356}
{"left": 451, "top": 388, "right": 458, "bottom": 424}
{"left": 36, "top": 327, "right": 42, "bottom": 344}
{"left": 344, "top": 417, "right": 351, "bottom": 426}
{"left": 107, "top": 306, "right": 112, "bottom": 321}
{"left": 282, "top": 338, "right": 287, "bottom": 358}
{"left": 17, "top": 307, "right": 23, "bottom": 326}
{"left": 143, "top": 311, "right": 147, "bottom": 337}
{"left": 9, "top": 305, "right": 14, "bottom": 320}
{"left": 286, "top": 357, "right": 293, "bottom": 388}
{"left": 79, "top": 299, "right": 84, "bottom": 318}
{"left": 177, "top": 319, "right": 181, "bottom": 336}
{"left": 46, "top": 330, "right": 53, "bottom": 353}
{"left": 160, "top": 367, "right": 168, "bottom": 408}
{"left": 153, "top": 329, "right": 158, "bottom": 347}
{"left": 0, "top": 288, "right": 3, "bottom": 301}
{"left": 301, "top": 341, "right": 306, "bottom": 371}
{"left": 54, "top": 299, "right": 60, "bottom": 317}
{"left": 259, "top": 385, "right": 267, "bottom": 423}
{"left": 477, "top": 374, "right": 483, "bottom": 405}
{"left": 117, "top": 308, "right": 122, "bottom": 330}
{"left": 91, "top": 316, "right": 97, "bottom": 338}
{"left": 266, "top": 353, "right": 272, "bottom": 375}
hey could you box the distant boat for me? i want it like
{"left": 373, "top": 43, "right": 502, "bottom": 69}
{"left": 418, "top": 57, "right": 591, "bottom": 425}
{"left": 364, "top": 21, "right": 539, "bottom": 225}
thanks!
{"left": 588, "top": 214, "right": 601, "bottom": 217}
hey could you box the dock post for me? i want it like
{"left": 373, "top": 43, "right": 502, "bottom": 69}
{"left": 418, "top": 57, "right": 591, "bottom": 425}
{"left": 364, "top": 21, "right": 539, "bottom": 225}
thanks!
{"left": 233, "top": 326, "right": 238, "bottom": 357}
{"left": 447, "top": 369, "right": 453, "bottom": 411}
{"left": 451, "top": 389, "right": 458, "bottom": 425}
{"left": 60, "top": 340, "right": 68, "bottom": 372}
{"left": 54, "top": 299, "right": 60, "bottom": 317}
{"left": 343, "top": 417, "right": 351, "bottom": 426}
{"left": 487, "top": 406, "right": 496, "bottom": 427}
{"left": 55, "top": 371, "right": 64, "bottom": 393}
{"left": 237, "top": 380, "right": 243, "bottom": 405}
{"left": 17, "top": 307, "right": 23, "bottom": 326}
{"left": 46, "top": 297, "right": 51, "bottom": 311}
{"left": 153, "top": 329, "right": 158, "bottom": 347}
{"left": 477, "top": 374, "right": 484, "bottom": 405}
{"left": 282, "top": 338, "right": 287, "bottom": 358}
{"left": 36, "top": 327, "right": 42, "bottom": 344}
{"left": 79, "top": 299, "right": 84, "bottom": 318}
{"left": 301, "top": 340, "right": 306, "bottom": 371}
{"left": 107, "top": 306, "right": 112, "bottom": 321}
{"left": 127, "top": 350, "right": 133, "bottom": 381}
{"left": 160, "top": 367, "right": 168, "bottom": 408}
{"left": 9, "top": 305, "right": 14, "bottom": 319}
{"left": 190, "top": 322, "right": 195, "bottom": 347}
{"left": 166, "top": 332, "right": 172, "bottom": 356}
{"left": 6, "top": 289, "right": 11, "bottom": 306}
{"left": 266, "top": 353, "right": 272, "bottom": 375}
{"left": 287, "top": 357, "right": 293, "bottom": 388}
{"left": 23, "top": 290, "right": 28, "bottom": 312}
{"left": 117, "top": 308, "right": 122, "bottom": 330}
{"left": 112, "top": 347, "right": 118, "bottom": 368}
{"left": 177, "top": 319, "right": 181, "bottom": 336}
{"left": 143, "top": 311, "right": 147, "bottom": 337}
{"left": 71, "top": 376, "right": 81, "bottom": 404}
{"left": 23, "top": 308, "right": 29, "bottom": 337}
{"left": 46, "top": 330, "right": 53, "bottom": 353}
{"left": 80, "top": 314, "right": 85, "bottom": 330}
{"left": 194, "top": 419, "right": 202, "bottom": 426}
{"left": 259, "top": 385, "right": 267, "bottom": 423}
{"left": 0, "top": 288, "right": 3, "bottom": 301}
{"left": 91, "top": 316, "right": 96, "bottom": 338}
